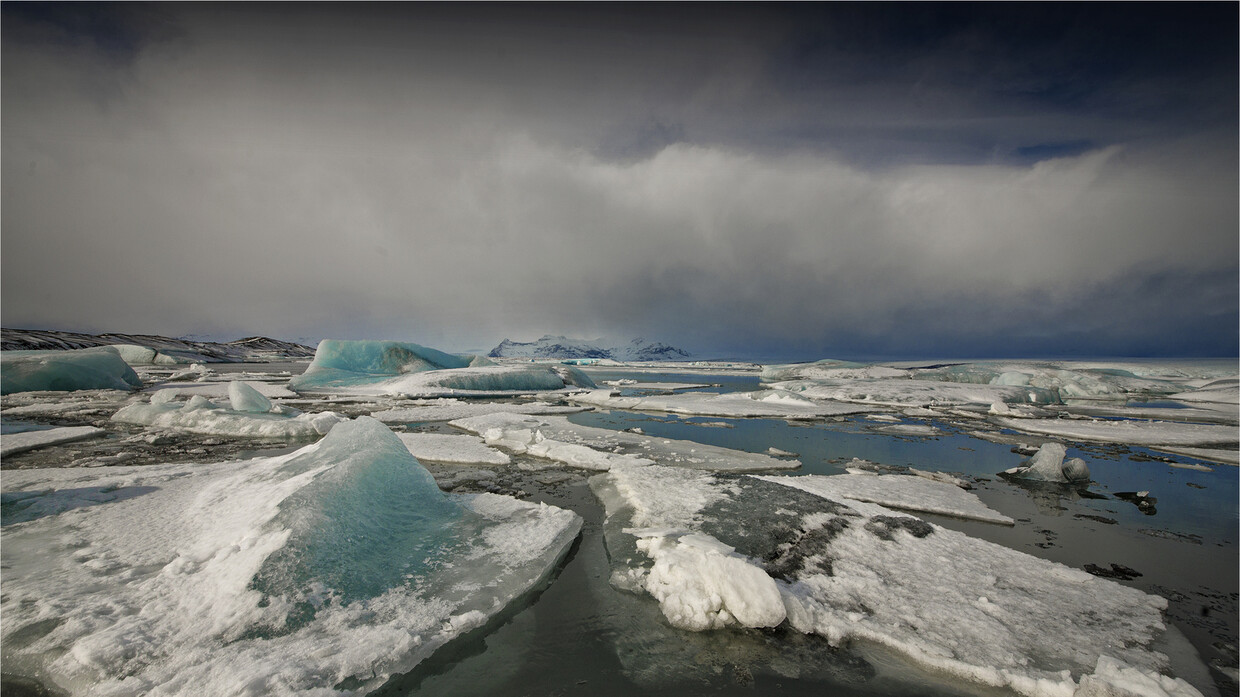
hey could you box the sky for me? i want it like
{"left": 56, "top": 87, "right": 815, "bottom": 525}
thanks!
{"left": 2, "top": 3, "right": 1237, "bottom": 361}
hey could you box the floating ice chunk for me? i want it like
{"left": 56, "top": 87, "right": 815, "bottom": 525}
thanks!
{"left": 112, "top": 392, "right": 342, "bottom": 438}
{"left": 452, "top": 412, "right": 798, "bottom": 472}
{"left": 1, "top": 348, "right": 142, "bottom": 395}
{"left": 590, "top": 466, "right": 1198, "bottom": 697}
{"left": 227, "top": 380, "right": 274, "bottom": 413}
{"left": 288, "top": 340, "right": 592, "bottom": 397}
{"left": 1001, "top": 442, "right": 1092, "bottom": 484}
{"left": 150, "top": 388, "right": 179, "bottom": 405}
{"left": 993, "top": 417, "right": 1238, "bottom": 448}
{"left": 0, "top": 417, "right": 581, "bottom": 695}
{"left": 571, "top": 388, "right": 876, "bottom": 419}
{"left": 168, "top": 364, "right": 212, "bottom": 381}
{"left": 160, "top": 381, "right": 299, "bottom": 400}
{"left": 1077, "top": 655, "right": 1205, "bottom": 697}
{"left": 636, "top": 530, "right": 786, "bottom": 631}
{"left": 0, "top": 425, "right": 107, "bottom": 457}
{"left": 372, "top": 399, "right": 587, "bottom": 423}
{"left": 108, "top": 344, "right": 193, "bottom": 366}
{"left": 772, "top": 378, "right": 1058, "bottom": 408}
{"left": 397, "top": 432, "right": 511, "bottom": 466}
{"left": 755, "top": 473, "right": 1013, "bottom": 525}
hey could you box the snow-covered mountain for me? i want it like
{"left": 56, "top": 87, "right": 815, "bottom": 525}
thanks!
{"left": 0, "top": 328, "right": 316, "bottom": 362}
{"left": 488, "top": 335, "right": 691, "bottom": 361}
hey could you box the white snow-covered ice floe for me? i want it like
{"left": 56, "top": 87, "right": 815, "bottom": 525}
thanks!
{"left": 287, "top": 340, "right": 595, "bottom": 397}
{"left": 371, "top": 398, "right": 587, "bottom": 423}
{"left": 111, "top": 381, "right": 344, "bottom": 439}
{"left": 0, "top": 425, "right": 107, "bottom": 457}
{"left": 1, "top": 348, "right": 144, "bottom": 395}
{"left": 450, "top": 412, "right": 799, "bottom": 472}
{"left": 993, "top": 417, "right": 1238, "bottom": 448}
{"left": 569, "top": 388, "right": 878, "bottom": 419}
{"left": 753, "top": 473, "right": 1014, "bottom": 525}
{"left": 397, "top": 432, "right": 511, "bottom": 466}
{"left": 0, "top": 417, "right": 582, "bottom": 695}
{"left": 589, "top": 464, "right": 1208, "bottom": 697}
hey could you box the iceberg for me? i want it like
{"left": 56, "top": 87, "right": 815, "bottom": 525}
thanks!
{"left": 108, "top": 344, "right": 194, "bottom": 366}
{"left": 1, "top": 347, "right": 143, "bottom": 395}
{"left": 288, "top": 340, "right": 595, "bottom": 397}
{"left": 112, "top": 384, "right": 343, "bottom": 438}
{"left": 0, "top": 417, "right": 581, "bottom": 695}
{"left": 397, "top": 432, "right": 512, "bottom": 466}
{"left": 1001, "top": 442, "right": 1092, "bottom": 483}
{"left": 590, "top": 464, "right": 1205, "bottom": 697}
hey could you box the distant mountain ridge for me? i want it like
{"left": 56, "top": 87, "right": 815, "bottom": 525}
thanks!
{"left": 0, "top": 328, "right": 316, "bottom": 362}
{"left": 488, "top": 335, "right": 691, "bottom": 361}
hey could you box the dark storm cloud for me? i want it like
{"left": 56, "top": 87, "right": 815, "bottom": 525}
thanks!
{"left": 2, "top": 3, "right": 1235, "bottom": 358}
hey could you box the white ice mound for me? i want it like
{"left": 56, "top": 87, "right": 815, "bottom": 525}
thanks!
{"left": 288, "top": 340, "right": 595, "bottom": 396}
{"left": 1002, "top": 443, "right": 1091, "bottom": 483}
{"left": 450, "top": 412, "right": 798, "bottom": 472}
{"left": 635, "top": 530, "right": 786, "bottom": 631}
{"left": 0, "top": 416, "right": 582, "bottom": 696}
{"left": 228, "top": 380, "right": 274, "bottom": 413}
{"left": 1, "top": 347, "right": 143, "bottom": 395}
{"left": 112, "top": 388, "right": 342, "bottom": 438}
{"left": 589, "top": 465, "right": 1200, "bottom": 697}
{"left": 372, "top": 399, "right": 587, "bottom": 423}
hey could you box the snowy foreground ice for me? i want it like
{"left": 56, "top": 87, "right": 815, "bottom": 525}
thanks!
{"left": 0, "top": 417, "right": 581, "bottom": 696}
{"left": 592, "top": 465, "right": 1199, "bottom": 697}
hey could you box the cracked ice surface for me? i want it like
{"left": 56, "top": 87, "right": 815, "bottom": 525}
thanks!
{"left": 590, "top": 464, "right": 1199, "bottom": 697}
{"left": 0, "top": 417, "right": 581, "bottom": 696}
{"left": 450, "top": 412, "right": 799, "bottom": 472}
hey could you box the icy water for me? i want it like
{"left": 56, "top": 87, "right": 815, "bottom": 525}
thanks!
{"left": 378, "top": 370, "right": 1239, "bottom": 697}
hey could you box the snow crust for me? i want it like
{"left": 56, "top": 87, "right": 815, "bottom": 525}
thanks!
{"left": 0, "top": 425, "right": 107, "bottom": 457}
{"left": 591, "top": 464, "right": 1195, "bottom": 697}
{"left": 450, "top": 412, "right": 799, "bottom": 472}
{"left": 1, "top": 348, "right": 143, "bottom": 395}
{"left": 0, "top": 417, "right": 581, "bottom": 695}
{"left": 570, "top": 388, "right": 878, "bottom": 419}
{"left": 754, "top": 473, "right": 1014, "bottom": 525}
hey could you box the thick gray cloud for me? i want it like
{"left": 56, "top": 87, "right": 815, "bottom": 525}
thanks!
{"left": 3, "top": 5, "right": 1236, "bottom": 358}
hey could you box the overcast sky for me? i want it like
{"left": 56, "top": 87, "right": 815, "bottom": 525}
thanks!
{"left": 3, "top": 3, "right": 1236, "bottom": 359}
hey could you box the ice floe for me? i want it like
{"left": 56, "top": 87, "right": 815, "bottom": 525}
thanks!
{"left": 590, "top": 465, "right": 1204, "bottom": 697}
{"left": 570, "top": 388, "right": 878, "bottom": 419}
{"left": 993, "top": 417, "right": 1238, "bottom": 448}
{"left": 0, "top": 417, "right": 581, "bottom": 695}
{"left": 450, "top": 412, "right": 799, "bottom": 472}
{"left": 754, "top": 472, "right": 1014, "bottom": 525}
{"left": 1, "top": 348, "right": 143, "bottom": 395}
{"left": 371, "top": 399, "right": 587, "bottom": 423}
{"left": 0, "top": 425, "right": 107, "bottom": 457}
{"left": 397, "top": 432, "right": 511, "bottom": 466}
